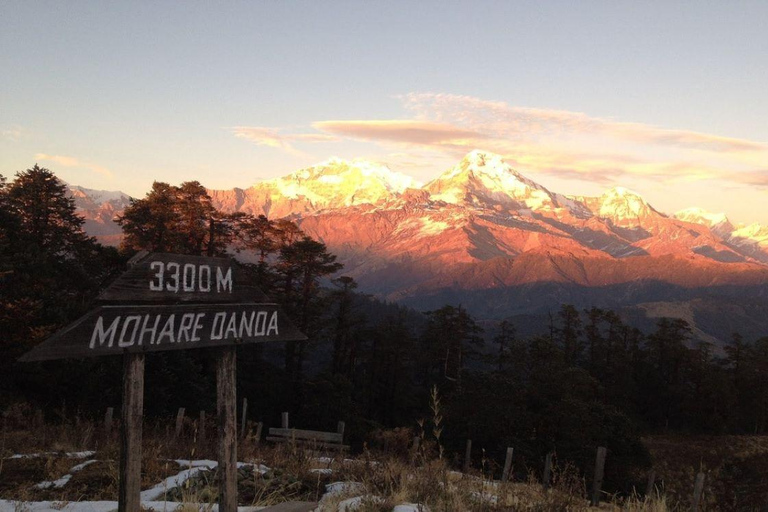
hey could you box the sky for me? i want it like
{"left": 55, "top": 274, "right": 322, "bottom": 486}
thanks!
{"left": 2, "top": 1, "right": 768, "bottom": 224}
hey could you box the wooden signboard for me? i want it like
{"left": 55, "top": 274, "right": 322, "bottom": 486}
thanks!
{"left": 20, "top": 303, "right": 304, "bottom": 361}
{"left": 98, "top": 252, "right": 270, "bottom": 303}
{"left": 20, "top": 251, "right": 305, "bottom": 512}
{"left": 20, "top": 252, "right": 304, "bottom": 362}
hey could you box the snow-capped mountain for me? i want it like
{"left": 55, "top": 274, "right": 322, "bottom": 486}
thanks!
{"left": 203, "top": 151, "right": 768, "bottom": 299}
{"left": 424, "top": 150, "right": 559, "bottom": 211}
{"left": 68, "top": 150, "right": 768, "bottom": 343}
{"left": 68, "top": 185, "right": 131, "bottom": 242}
{"left": 207, "top": 158, "right": 420, "bottom": 219}
{"left": 674, "top": 207, "right": 734, "bottom": 238}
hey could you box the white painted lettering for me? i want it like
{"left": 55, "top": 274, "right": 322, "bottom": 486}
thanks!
{"left": 157, "top": 314, "right": 176, "bottom": 344}
{"left": 118, "top": 315, "right": 142, "bottom": 347}
{"left": 254, "top": 311, "right": 267, "bottom": 336}
{"left": 239, "top": 311, "right": 254, "bottom": 338}
{"left": 149, "top": 261, "right": 164, "bottom": 291}
{"left": 182, "top": 264, "right": 196, "bottom": 292}
{"left": 166, "top": 262, "right": 180, "bottom": 293}
{"left": 211, "top": 312, "right": 226, "bottom": 340}
{"left": 216, "top": 267, "right": 233, "bottom": 293}
{"left": 267, "top": 311, "right": 279, "bottom": 336}
{"left": 225, "top": 313, "right": 238, "bottom": 339}
{"left": 199, "top": 265, "right": 211, "bottom": 292}
{"left": 191, "top": 313, "right": 205, "bottom": 341}
{"left": 138, "top": 314, "right": 160, "bottom": 345}
{"left": 90, "top": 316, "right": 121, "bottom": 349}
{"left": 178, "top": 313, "right": 195, "bottom": 342}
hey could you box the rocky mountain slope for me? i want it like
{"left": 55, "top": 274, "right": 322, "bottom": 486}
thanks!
{"left": 70, "top": 151, "right": 768, "bottom": 344}
{"left": 68, "top": 185, "right": 131, "bottom": 245}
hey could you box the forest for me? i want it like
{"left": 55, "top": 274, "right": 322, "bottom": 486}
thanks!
{"left": 3, "top": 165, "right": 768, "bottom": 496}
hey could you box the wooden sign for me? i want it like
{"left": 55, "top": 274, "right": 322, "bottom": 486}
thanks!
{"left": 20, "top": 251, "right": 306, "bottom": 512}
{"left": 20, "top": 303, "right": 305, "bottom": 361}
{"left": 20, "top": 252, "right": 305, "bottom": 362}
{"left": 97, "top": 253, "right": 270, "bottom": 303}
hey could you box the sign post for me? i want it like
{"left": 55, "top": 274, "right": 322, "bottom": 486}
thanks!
{"left": 217, "top": 346, "right": 237, "bottom": 512}
{"left": 118, "top": 353, "right": 144, "bottom": 512}
{"left": 20, "top": 252, "right": 306, "bottom": 512}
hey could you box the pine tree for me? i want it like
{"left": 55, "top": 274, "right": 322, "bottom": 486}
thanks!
{"left": 493, "top": 320, "right": 516, "bottom": 373}
{"left": 420, "top": 305, "right": 483, "bottom": 388}
{"left": 275, "top": 236, "right": 343, "bottom": 379}
{"left": 330, "top": 276, "right": 365, "bottom": 377}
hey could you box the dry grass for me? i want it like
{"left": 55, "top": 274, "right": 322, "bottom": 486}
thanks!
{"left": 644, "top": 434, "right": 768, "bottom": 511}
{"left": 3, "top": 405, "right": 765, "bottom": 511}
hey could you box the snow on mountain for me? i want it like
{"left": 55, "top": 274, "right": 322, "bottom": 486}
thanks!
{"left": 66, "top": 150, "right": 768, "bottom": 296}
{"left": 62, "top": 151, "right": 768, "bottom": 344}
{"left": 593, "top": 187, "right": 662, "bottom": 227}
{"left": 731, "top": 223, "right": 768, "bottom": 246}
{"left": 674, "top": 207, "right": 734, "bottom": 237}
{"left": 674, "top": 207, "right": 730, "bottom": 228}
{"left": 66, "top": 185, "right": 131, "bottom": 243}
{"left": 69, "top": 185, "right": 131, "bottom": 207}
{"left": 209, "top": 158, "right": 420, "bottom": 218}
{"left": 424, "top": 150, "right": 558, "bottom": 210}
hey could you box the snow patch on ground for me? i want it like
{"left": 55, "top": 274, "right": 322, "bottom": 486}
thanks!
{"left": 392, "top": 504, "right": 429, "bottom": 512}
{"left": 34, "top": 460, "right": 98, "bottom": 489}
{"left": 141, "top": 460, "right": 268, "bottom": 501}
{"left": 0, "top": 500, "right": 266, "bottom": 512}
{"left": 8, "top": 451, "right": 95, "bottom": 460}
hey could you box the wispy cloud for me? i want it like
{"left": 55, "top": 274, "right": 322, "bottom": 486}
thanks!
{"left": 401, "top": 93, "right": 768, "bottom": 154}
{"left": 35, "top": 154, "right": 113, "bottom": 177}
{"left": 307, "top": 93, "right": 768, "bottom": 187}
{"left": 231, "top": 126, "right": 337, "bottom": 153}
{"left": 313, "top": 120, "right": 486, "bottom": 146}
{"left": 232, "top": 93, "right": 768, "bottom": 189}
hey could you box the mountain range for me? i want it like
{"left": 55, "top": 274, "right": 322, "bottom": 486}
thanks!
{"left": 70, "top": 151, "right": 768, "bottom": 346}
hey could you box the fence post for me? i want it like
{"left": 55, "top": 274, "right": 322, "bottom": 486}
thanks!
{"left": 240, "top": 398, "right": 248, "bottom": 439}
{"left": 502, "top": 447, "right": 514, "bottom": 482}
{"left": 542, "top": 452, "right": 553, "bottom": 490}
{"left": 337, "top": 421, "right": 346, "bottom": 439}
{"left": 463, "top": 439, "right": 472, "bottom": 473}
{"left": 104, "top": 407, "right": 114, "bottom": 436}
{"left": 645, "top": 470, "right": 656, "bottom": 497}
{"left": 590, "top": 446, "right": 607, "bottom": 506}
{"left": 254, "top": 422, "right": 263, "bottom": 444}
{"left": 692, "top": 472, "right": 706, "bottom": 511}
{"left": 199, "top": 411, "right": 206, "bottom": 443}
{"left": 282, "top": 411, "right": 289, "bottom": 429}
{"left": 174, "top": 408, "right": 185, "bottom": 438}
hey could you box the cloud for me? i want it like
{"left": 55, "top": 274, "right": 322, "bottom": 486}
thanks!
{"left": 305, "top": 92, "right": 768, "bottom": 187}
{"left": 231, "top": 126, "right": 337, "bottom": 152}
{"left": 728, "top": 169, "right": 768, "bottom": 187}
{"left": 401, "top": 93, "right": 768, "bottom": 153}
{"left": 232, "top": 93, "right": 768, "bottom": 190}
{"left": 35, "top": 154, "right": 113, "bottom": 177}
{"left": 313, "top": 120, "right": 487, "bottom": 146}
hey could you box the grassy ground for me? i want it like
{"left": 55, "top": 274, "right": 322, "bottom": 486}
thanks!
{"left": 644, "top": 435, "right": 768, "bottom": 511}
{"left": 3, "top": 410, "right": 766, "bottom": 510}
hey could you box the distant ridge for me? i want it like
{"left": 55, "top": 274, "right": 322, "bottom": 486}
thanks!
{"left": 69, "top": 151, "right": 768, "bottom": 345}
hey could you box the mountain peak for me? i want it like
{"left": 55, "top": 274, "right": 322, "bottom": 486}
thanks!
{"left": 425, "top": 150, "right": 557, "bottom": 210}
{"left": 602, "top": 186, "right": 645, "bottom": 200}
{"left": 236, "top": 158, "right": 422, "bottom": 217}
{"left": 277, "top": 157, "right": 421, "bottom": 193}
{"left": 674, "top": 207, "right": 731, "bottom": 228}
{"left": 598, "top": 186, "right": 660, "bottom": 225}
